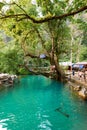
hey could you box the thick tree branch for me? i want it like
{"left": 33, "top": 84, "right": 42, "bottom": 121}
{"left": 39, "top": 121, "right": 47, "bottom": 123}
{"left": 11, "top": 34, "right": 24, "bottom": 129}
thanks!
{"left": 26, "top": 53, "right": 39, "bottom": 58}
{"left": 26, "top": 52, "right": 49, "bottom": 59}
{"left": 0, "top": 5, "right": 87, "bottom": 23}
{"left": 34, "top": 27, "right": 50, "bottom": 56}
{"left": 33, "top": 6, "right": 87, "bottom": 23}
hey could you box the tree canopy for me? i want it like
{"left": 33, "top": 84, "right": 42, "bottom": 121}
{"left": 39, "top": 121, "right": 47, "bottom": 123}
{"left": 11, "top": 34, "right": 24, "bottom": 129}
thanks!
{"left": 0, "top": 0, "right": 87, "bottom": 81}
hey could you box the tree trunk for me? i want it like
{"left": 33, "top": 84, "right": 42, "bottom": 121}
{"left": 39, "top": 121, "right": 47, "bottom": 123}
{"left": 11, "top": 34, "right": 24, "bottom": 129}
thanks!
{"left": 49, "top": 33, "right": 66, "bottom": 82}
{"left": 54, "top": 56, "right": 66, "bottom": 82}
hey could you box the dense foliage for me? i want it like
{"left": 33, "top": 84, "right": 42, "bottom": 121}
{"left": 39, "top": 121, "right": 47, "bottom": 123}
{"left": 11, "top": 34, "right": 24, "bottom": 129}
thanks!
{"left": 0, "top": 0, "right": 87, "bottom": 80}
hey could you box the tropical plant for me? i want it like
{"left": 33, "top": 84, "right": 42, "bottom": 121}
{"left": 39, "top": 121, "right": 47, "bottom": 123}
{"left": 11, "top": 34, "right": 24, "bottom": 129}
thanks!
{"left": 0, "top": 0, "right": 87, "bottom": 81}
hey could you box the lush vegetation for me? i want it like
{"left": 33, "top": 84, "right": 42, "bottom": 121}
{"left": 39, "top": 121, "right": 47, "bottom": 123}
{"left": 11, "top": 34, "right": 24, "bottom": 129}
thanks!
{"left": 0, "top": 0, "right": 87, "bottom": 81}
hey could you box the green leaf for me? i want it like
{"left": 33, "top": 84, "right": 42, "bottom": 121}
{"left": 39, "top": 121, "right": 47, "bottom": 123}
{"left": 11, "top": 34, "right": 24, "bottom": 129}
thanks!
{"left": 0, "top": 2, "right": 5, "bottom": 10}
{"left": 7, "top": 9, "right": 14, "bottom": 15}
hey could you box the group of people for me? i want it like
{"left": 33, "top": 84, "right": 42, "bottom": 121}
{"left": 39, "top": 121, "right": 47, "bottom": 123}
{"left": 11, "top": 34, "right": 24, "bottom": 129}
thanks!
{"left": 72, "top": 69, "right": 86, "bottom": 82}
{"left": 78, "top": 69, "right": 86, "bottom": 82}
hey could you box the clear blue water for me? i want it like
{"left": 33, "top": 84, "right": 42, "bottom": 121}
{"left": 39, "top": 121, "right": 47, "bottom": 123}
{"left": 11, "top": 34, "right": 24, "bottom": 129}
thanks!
{"left": 0, "top": 75, "right": 87, "bottom": 130}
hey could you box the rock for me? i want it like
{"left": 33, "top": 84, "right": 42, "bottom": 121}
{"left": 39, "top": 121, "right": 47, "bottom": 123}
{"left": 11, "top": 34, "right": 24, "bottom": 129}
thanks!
{"left": 0, "top": 73, "right": 17, "bottom": 87}
{"left": 75, "top": 85, "right": 81, "bottom": 91}
{"left": 78, "top": 88, "right": 87, "bottom": 100}
{"left": 0, "top": 81, "right": 2, "bottom": 85}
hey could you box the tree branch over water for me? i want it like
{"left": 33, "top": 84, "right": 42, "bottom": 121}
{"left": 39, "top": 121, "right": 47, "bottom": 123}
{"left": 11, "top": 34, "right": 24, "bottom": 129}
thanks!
{"left": 0, "top": 3, "right": 87, "bottom": 23}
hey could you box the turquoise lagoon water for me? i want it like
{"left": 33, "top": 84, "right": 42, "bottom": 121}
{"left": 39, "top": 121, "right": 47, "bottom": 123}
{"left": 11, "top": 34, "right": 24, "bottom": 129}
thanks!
{"left": 0, "top": 75, "right": 87, "bottom": 130}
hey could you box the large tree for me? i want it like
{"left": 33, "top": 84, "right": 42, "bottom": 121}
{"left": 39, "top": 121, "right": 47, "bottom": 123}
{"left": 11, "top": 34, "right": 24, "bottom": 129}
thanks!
{"left": 0, "top": 0, "right": 87, "bottom": 82}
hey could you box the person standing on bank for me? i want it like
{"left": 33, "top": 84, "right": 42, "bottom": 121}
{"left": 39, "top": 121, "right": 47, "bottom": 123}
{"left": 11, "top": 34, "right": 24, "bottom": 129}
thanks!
{"left": 72, "top": 70, "right": 75, "bottom": 76}
{"left": 78, "top": 70, "right": 82, "bottom": 80}
{"left": 83, "top": 69, "right": 86, "bottom": 82}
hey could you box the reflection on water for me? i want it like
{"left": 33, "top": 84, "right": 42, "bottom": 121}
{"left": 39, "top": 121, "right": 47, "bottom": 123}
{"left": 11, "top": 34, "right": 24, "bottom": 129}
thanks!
{"left": 38, "top": 119, "right": 52, "bottom": 130}
{"left": 0, "top": 75, "right": 87, "bottom": 130}
{"left": 0, "top": 118, "right": 8, "bottom": 130}
{"left": 36, "top": 109, "right": 52, "bottom": 130}
{"left": 0, "top": 125, "right": 7, "bottom": 130}
{"left": 0, "top": 114, "right": 16, "bottom": 130}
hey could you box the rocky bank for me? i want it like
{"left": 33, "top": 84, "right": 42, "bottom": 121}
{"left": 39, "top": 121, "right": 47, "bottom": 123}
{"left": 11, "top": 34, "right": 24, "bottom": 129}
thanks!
{"left": 0, "top": 73, "right": 17, "bottom": 88}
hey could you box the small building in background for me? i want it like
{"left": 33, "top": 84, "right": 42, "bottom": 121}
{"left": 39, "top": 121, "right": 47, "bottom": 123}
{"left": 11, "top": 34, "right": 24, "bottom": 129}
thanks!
{"left": 72, "top": 62, "right": 87, "bottom": 71}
